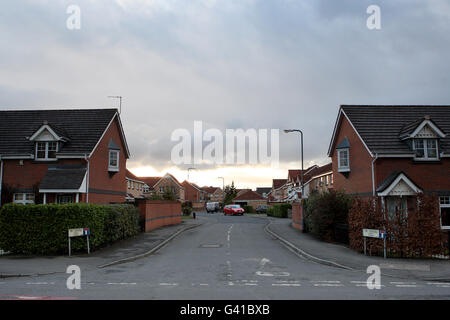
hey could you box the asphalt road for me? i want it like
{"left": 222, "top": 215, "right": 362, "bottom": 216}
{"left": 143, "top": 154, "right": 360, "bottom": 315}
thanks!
{"left": 0, "top": 212, "right": 449, "bottom": 300}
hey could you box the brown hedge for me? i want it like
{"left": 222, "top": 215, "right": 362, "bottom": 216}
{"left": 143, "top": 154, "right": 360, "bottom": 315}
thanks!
{"left": 349, "top": 194, "right": 448, "bottom": 258}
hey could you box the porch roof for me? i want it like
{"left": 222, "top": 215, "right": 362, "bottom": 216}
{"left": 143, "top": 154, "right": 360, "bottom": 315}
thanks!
{"left": 39, "top": 166, "right": 87, "bottom": 192}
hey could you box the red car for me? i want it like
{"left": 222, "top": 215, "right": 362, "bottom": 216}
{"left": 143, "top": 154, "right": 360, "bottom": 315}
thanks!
{"left": 223, "top": 205, "right": 245, "bottom": 216}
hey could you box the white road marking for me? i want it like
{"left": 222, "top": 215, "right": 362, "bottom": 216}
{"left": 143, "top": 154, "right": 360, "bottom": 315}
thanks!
{"left": 159, "top": 283, "right": 178, "bottom": 286}
{"left": 255, "top": 271, "right": 290, "bottom": 277}
{"left": 272, "top": 283, "right": 301, "bottom": 287}
{"left": 228, "top": 282, "right": 234, "bottom": 286}
{"left": 427, "top": 282, "right": 450, "bottom": 287}
{"left": 390, "top": 281, "right": 416, "bottom": 285}
{"left": 244, "top": 283, "right": 258, "bottom": 286}
{"left": 311, "top": 280, "right": 341, "bottom": 283}
{"left": 313, "top": 283, "right": 344, "bottom": 287}
{"left": 107, "top": 282, "right": 137, "bottom": 285}
{"left": 394, "top": 284, "right": 418, "bottom": 288}
{"left": 26, "top": 282, "right": 55, "bottom": 285}
{"left": 199, "top": 283, "right": 209, "bottom": 286}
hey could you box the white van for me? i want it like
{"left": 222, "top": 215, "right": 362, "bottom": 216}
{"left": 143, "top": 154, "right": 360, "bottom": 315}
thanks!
{"left": 206, "top": 202, "right": 220, "bottom": 213}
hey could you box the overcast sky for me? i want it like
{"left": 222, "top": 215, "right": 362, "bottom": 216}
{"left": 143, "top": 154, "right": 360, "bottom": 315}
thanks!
{"left": 1, "top": 0, "right": 450, "bottom": 189}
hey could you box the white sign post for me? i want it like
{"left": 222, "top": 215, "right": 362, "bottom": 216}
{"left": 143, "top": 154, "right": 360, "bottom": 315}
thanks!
{"left": 362, "top": 228, "right": 387, "bottom": 259}
{"left": 68, "top": 228, "right": 90, "bottom": 256}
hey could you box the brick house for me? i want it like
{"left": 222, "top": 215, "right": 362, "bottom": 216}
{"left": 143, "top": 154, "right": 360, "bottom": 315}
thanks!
{"left": 328, "top": 105, "right": 450, "bottom": 230}
{"left": 302, "top": 163, "right": 334, "bottom": 198}
{"left": 201, "top": 186, "right": 224, "bottom": 202}
{"left": 0, "top": 108, "right": 129, "bottom": 205}
{"left": 182, "top": 180, "right": 207, "bottom": 202}
{"left": 268, "top": 179, "right": 287, "bottom": 202}
{"left": 256, "top": 187, "right": 272, "bottom": 198}
{"left": 232, "top": 190, "right": 267, "bottom": 210}
{"left": 151, "top": 173, "right": 185, "bottom": 201}
{"left": 140, "top": 176, "right": 162, "bottom": 196}
{"left": 126, "top": 169, "right": 146, "bottom": 202}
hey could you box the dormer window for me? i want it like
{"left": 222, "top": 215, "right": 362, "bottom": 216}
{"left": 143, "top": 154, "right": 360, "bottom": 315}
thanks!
{"left": 338, "top": 149, "right": 350, "bottom": 172}
{"left": 336, "top": 137, "right": 350, "bottom": 173}
{"left": 413, "top": 138, "right": 438, "bottom": 160}
{"left": 108, "top": 139, "right": 121, "bottom": 172}
{"left": 36, "top": 141, "right": 58, "bottom": 160}
{"left": 108, "top": 150, "right": 119, "bottom": 172}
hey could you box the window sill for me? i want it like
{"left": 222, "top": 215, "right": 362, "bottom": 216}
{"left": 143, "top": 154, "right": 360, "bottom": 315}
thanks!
{"left": 338, "top": 168, "right": 350, "bottom": 173}
{"left": 441, "top": 226, "right": 450, "bottom": 230}
{"left": 108, "top": 167, "right": 119, "bottom": 172}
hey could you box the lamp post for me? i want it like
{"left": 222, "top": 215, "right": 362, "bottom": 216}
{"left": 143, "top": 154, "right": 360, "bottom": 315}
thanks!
{"left": 284, "top": 129, "right": 304, "bottom": 199}
{"left": 187, "top": 168, "right": 196, "bottom": 181}
{"left": 217, "top": 177, "right": 224, "bottom": 190}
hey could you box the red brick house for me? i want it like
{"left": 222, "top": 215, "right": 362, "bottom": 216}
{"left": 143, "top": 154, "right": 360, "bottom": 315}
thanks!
{"left": 0, "top": 108, "right": 130, "bottom": 205}
{"left": 126, "top": 169, "right": 146, "bottom": 202}
{"left": 201, "top": 186, "right": 224, "bottom": 202}
{"left": 268, "top": 179, "right": 287, "bottom": 202}
{"left": 302, "top": 163, "right": 334, "bottom": 198}
{"left": 328, "top": 105, "right": 450, "bottom": 230}
{"left": 182, "top": 180, "right": 206, "bottom": 202}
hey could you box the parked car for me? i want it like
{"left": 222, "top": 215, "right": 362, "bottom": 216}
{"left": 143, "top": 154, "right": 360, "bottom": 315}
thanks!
{"left": 255, "top": 204, "right": 270, "bottom": 213}
{"left": 223, "top": 204, "right": 244, "bottom": 216}
{"left": 206, "top": 202, "right": 220, "bottom": 213}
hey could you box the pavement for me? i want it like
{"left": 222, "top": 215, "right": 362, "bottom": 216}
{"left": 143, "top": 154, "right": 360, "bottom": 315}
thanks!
{"left": 265, "top": 217, "right": 450, "bottom": 282}
{"left": 0, "top": 216, "right": 204, "bottom": 278}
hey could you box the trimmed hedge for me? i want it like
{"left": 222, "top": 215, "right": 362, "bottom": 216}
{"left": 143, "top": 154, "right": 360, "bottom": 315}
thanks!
{"left": 242, "top": 205, "right": 254, "bottom": 213}
{"left": 0, "top": 203, "right": 139, "bottom": 255}
{"left": 267, "top": 203, "right": 291, "bottom": 218}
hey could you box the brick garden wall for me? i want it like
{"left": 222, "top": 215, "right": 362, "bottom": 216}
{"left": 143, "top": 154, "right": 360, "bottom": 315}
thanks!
{"left": 292, "top": 202, "right": 303, "bottom": 231}
{"left": 137, "top": 200, "right": 182, "bottom": 232}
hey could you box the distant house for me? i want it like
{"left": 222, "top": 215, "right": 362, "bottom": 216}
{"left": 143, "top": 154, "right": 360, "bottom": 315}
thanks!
{"left": 287, "top": 166, "right": 318, "bottom": 188}
{"left": 126, "top": 169, "right": 146, "bottom": 202}
{"left": 269, "top": 179, "right": 287, "bottom": 202}
{"left": 328, "top": 105, "right": 450, "bottom": 230}
{"left": 182, "top": 181, "right": 207, "bottom": 202}
{"left": 256, "top": 187, "right": 272, "bottom": 198}
{"left": 0, "top": 108, "right": 129, "bottom": 205}
{"left": 302, "top": 163, "right": 334, "bottom": 199}
{"left": 233, "top": 190, "right": 267, "bottom": 210}
{"left": 201, "top": 186, "right": 224, "bottom": 202}
{"left": 151, "top": 173, "right": 185, "bottom": 201}
{"left": 139, "top": 176, "right": 162, "bottom": 195}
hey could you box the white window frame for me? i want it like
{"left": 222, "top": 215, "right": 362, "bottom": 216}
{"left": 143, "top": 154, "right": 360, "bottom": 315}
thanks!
{"left": 337, "top": 148, "right": 350, "bottom": 172}
{"left": 108, "top": 150, "right": 120, "bottom": 172}
{"left": 439, "top": 196, "right": 450, "bottom": 230}
{"left": 35, "top": 141, "right": 58, "bottom": 161}
{"left": 413, "top": 138, "right": 439, "bottom": 161}
{"left": 13, "top": 193, "right": 35, "bottom": 204}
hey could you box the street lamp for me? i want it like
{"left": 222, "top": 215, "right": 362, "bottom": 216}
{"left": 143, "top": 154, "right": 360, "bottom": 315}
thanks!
{"left": 187, "top": 168, "right": 196, "bottom": 181}
{"left": 217, "top": 177, "right": 224, "bottom": 190}
{"left": 284, "top": 129, "right": 304, "bottom": 199}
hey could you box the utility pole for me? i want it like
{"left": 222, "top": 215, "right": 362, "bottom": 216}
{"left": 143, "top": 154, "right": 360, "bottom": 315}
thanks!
{"left": 108, "top": 96, "right": 122, "bottom": 114}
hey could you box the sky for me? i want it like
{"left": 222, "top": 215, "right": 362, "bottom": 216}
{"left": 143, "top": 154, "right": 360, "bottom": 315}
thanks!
{"left": 1, "top": 0, "right": 450, "bottom": 189}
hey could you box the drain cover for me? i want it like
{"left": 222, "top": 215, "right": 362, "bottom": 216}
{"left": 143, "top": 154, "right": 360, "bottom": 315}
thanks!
{"left": 200, "top": 244, "right": 222, "bottom": 248}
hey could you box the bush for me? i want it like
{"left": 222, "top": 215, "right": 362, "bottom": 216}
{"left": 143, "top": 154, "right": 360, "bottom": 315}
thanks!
{"left": 304, "top": 190, "right": 351, "bottom": 242}
{"left": 181, "top": 202, "right": 193, "bottom": 216}
{"left": 242, "top": 205, "right": 254, "bottom": 213}
{"left": 0, "top": 203, "right": 140, "bottom": 255}
{"left": 267, "top": 203, "right": 291, "bottom": 218}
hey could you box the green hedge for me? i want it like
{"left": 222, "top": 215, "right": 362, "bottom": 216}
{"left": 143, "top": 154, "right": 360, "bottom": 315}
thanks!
{"left": 266, "top": 203, "right": 291, "bottom": 218}
{"left": 0, "top": 203, "right": 140, "bottom": 255}
{"left": 242, "top": 205, "right": 254, "bottom": 213}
